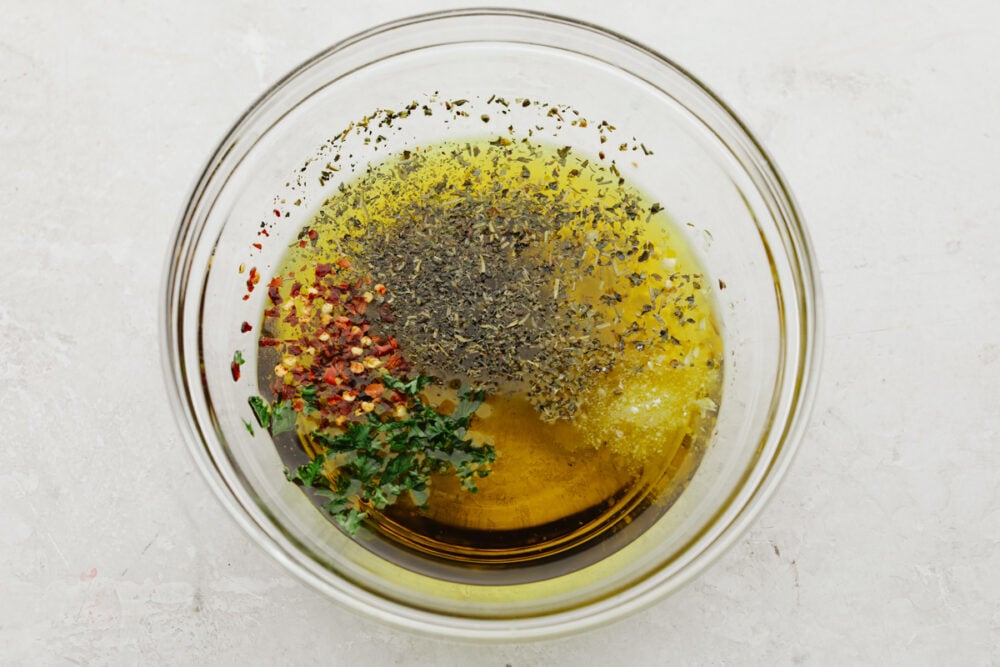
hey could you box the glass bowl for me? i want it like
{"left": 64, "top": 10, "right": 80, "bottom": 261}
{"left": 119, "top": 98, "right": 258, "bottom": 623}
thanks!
{"left": 162, "top": 8, "right": 821, "bottom": 641}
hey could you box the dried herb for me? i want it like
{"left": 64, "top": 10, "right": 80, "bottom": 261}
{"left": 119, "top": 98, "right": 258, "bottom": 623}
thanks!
{"left": 322, "top": 140, "right": 705, "bottom": 421}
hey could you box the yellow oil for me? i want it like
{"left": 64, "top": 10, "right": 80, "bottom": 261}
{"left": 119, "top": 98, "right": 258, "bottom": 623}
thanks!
{"left": 260, "top": 138, "right": 722, "bottom": 581}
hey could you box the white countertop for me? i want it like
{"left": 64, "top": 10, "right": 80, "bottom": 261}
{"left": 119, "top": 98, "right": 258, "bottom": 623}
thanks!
{"left": 2, "top": 1, "right": 998, "bottom": 663}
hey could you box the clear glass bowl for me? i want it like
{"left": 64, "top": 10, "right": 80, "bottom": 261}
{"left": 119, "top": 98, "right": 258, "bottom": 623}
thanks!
{"left": 162, "top": 9, "right": 821, "bottom": 641}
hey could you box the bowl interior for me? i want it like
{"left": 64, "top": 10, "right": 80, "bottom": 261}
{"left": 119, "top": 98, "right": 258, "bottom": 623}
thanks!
{"left": 165, "top": 9, "right": 818, "bottom": 640}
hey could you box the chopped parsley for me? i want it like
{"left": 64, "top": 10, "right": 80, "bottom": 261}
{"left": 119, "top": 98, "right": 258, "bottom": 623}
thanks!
{"left": 285, "top": 373, "right": 495, "bottom": 535}
{"left": 247, "top": 395, "right": 296, "bottom": 435}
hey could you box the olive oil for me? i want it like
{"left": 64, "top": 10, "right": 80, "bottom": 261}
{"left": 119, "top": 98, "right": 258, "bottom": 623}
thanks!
{"left": 258, "top": 138, "right": 722, "bottom": 583}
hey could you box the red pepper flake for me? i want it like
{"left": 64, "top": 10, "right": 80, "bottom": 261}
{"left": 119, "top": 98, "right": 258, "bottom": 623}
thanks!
{"left": 273, "top": 209, "right": 281, "bottom": 217}
{"left": 259, "top": 259, "right": 416, "bottom": 429}
{"left": 240, "top": 321, "right": 253, "bottom": 333}
{"left": 308, "top": 229, "right": 318, "bottom": 241}
{"left": 373, "top": 341, "right": 395, "bottom": 357}
{"left": 384, "top": 353, "right": 406, "bottom": 370}
{"left": 246, "top": 267, "right": 260, "bottom": 292}
{"left": 268, "top": 276, "right": 283, "bottom": 289}
{"left": 230, "top": 350, "right": 245, "bottom": 382}
{"left": 242, "top": 294, "right": 250, "bottom": 301}
{"left": 259, "top": 228, "right": 270, "bottom": 237}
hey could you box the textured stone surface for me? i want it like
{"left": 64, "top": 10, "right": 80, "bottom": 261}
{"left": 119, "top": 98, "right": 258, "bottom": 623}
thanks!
{"left": 1, "top": 1, "right": 998, "bottom": 663}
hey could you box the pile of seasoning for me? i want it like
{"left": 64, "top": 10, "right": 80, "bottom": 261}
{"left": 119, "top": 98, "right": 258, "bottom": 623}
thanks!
{"left": 259, "top": 258, "right": 412, "bottom": 429}
{"left": 310, "top": 139, "right": 711, "bottom": 422}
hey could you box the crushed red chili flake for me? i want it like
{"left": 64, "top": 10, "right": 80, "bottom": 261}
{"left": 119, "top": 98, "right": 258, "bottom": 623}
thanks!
{"left": 252, "top": 242, "right": 262, "bottom": 250}
{"left": 241, "top": 321, "right": 253, "bottom": 333}
{"left": 383, "top": 353, "right": 406, "bottom": 370}
{"left": 261, "top": 258, "right": 412, "bottom": 429}
{"left": 373, "top": 341, "right": 396, "bottom": 357}
{"left": 322, "top": 366, "right": 341, "bottom": 385}
{"left": 273, "top": 209, "right": 281, "bottom": 217}
{"left": 231, "top": 350, "right": 245, "bottom": 382}
{"left": 246, "top": 267, "right": 260, "bottom": 293}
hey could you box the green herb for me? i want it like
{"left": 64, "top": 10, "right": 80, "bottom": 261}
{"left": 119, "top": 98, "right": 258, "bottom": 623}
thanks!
{"left": 271, "top": 401, "right": 298, "bottom": 435}
{"left": 243, "top": 419, "right": 254, "bottom": 436}
{"left": 233, "top": 350, "right": 245, "bottom": 365}
{"left": 248, "top": 395, "right": 297, "bottom": 435}
{"left": 286, "top": 373, "right": 495, "bottom": 536}
{"left": 300, "top": 384, "right": 319, "bottom": 415}
{"left": 248, "top": 396, "right": 271, "bottom": 428}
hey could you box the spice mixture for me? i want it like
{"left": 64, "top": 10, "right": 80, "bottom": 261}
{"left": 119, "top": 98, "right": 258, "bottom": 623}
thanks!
{"left": 310, "top": 140, "right": 717, "bottom": 426}
{"left": 241, "top": 116, "right": 723, "bottom": 555}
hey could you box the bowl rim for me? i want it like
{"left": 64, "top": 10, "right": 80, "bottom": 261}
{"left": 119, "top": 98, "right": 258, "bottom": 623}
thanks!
{"left": 161, "top": 6, "right": 823, "bottom": 641}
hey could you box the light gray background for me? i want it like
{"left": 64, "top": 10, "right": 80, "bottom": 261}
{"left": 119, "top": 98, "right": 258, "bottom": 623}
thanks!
{"left": 2, "top": 1, "right": 998, "bottom": 664}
